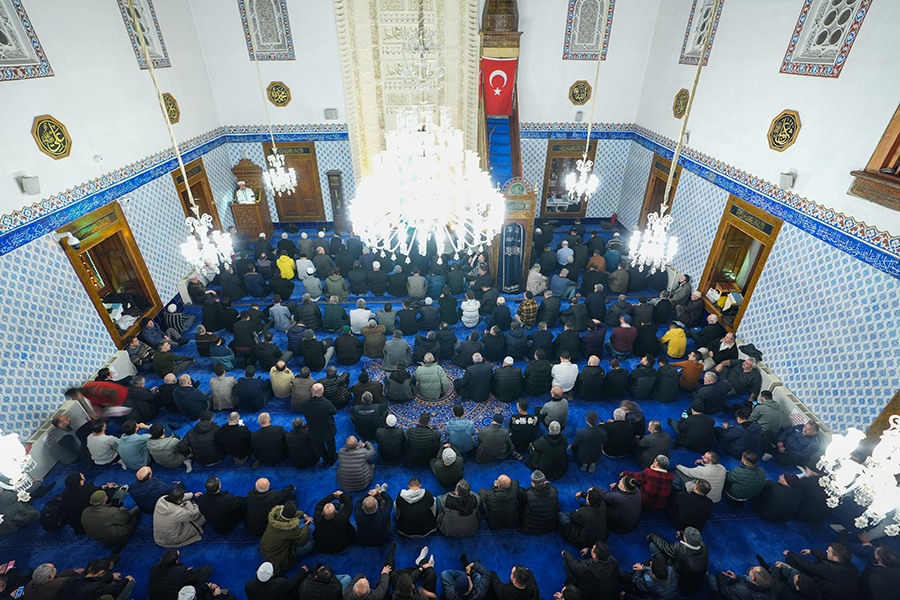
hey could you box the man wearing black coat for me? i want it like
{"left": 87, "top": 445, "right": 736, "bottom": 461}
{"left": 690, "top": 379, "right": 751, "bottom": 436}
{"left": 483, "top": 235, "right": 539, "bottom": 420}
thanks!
{"left": 666, "top": 481, "right": 714, "bottom": 532}
{"left": 412, "top": 331, "right": 441, "bottom": 364}
{"left": 478, "top": 475, "right": 520, "bottom": 530}
{"left": 404, "top": 413, "right": 442, "bottom": 465}
{"left": 652, "top": 357, "right": 681, "bottom": 403}
{"left": 302, "top": 384, "right": 338, "bottom": 466}
{"left": 651, "top": 292, "right": 672, "bottom": 324}
{"left": 584, "top": 286, "right": 607, "bottom": 324}
{"left": 452, "top": 333, "right": 482, "bottom": 368}
{"left": 518, "top": 470, "right": 559, "bottom": 535}
{"left": 375, "top": 416, "right": 405, "bottom": 463}
{"left": 536, "top": 292, "right": 561, "bottom": 327}
{"left": 604, "top": 295, "right": 633, "bottom": 327}
{"left": 552, "top": 323, "right": 582, "bottom": 361}
{"left": 526, "top": 421, "right": 568, "bottom": 481}
{"left": 687, "top": 314, "right": 724, "bottom": 348}
{"left": 196, "top": 476, "right": 247, "bottom": 535}
{"left": 860, "top": 546, "right": 900, "bottom": 600}
{"left": 750, "top": 474, "right": 802, "bottom": 523}
{"left": 319, "top": 367, "right": 352, "bottom": 409}
{"left": 386, "top": 266, "right": 408, "bottom": 297}
{"left": 600, "top": 359, "right": 628, "bottom": 399}
{"left": 334, "top": 328, "right": 364, "bottom": 365}
{"left": 179, "top": 412, "right": 226, "bottom": 466}
{"left": 215, "top": 411, "right": 253, "bottom": 465}
{"left": 313, "top": 491, "right": 357, "bottom": 554}
{"left": 627, "top": 356, "right": 658, "bottom": 400}
{"left": 633, "top": 420, "right": 671, "bottom": 469}
{"left": 560, "top": 487, "right": 609, "bottom": 547}
{"left": 784, "top": 542, "right": 859, "bottom": 600}
{"left": 417, "top": 299, "right": 442, "bottom": 331}
{"left": 250, "top": 412, "right": 289, "bottom": 467}
{"left": 570, "top": 411, "right": 607, "bottom": 472}
{"left": 527, "top": 321, "right": 554, "bottom": 359}
{"left": 486, "top": 298, "right": 513, "bottom": 331}
{"left": 560, "top": 298, "right": 589, "bottom": 332}
{"left": 453, "top": 354, "right": 494, "bottom": 402}
{"left": 67, "top": 559, "right": 136, "bottom": 600}
{"left": 561, "top": 541, "right": 619, "bottom": 600}
{"left": 574, "top": 356, "right": 604, "bottom": 400}
{"left": 491, "top": 358, "right": 525, "bottom": 403}
{"left": 538, "top": 246, "right": 557, "bottom": 276}
{"left": 287, "top": 418, "right": 319, "bottom": 469}
{"left": 148, "top": 549, "right": 213, "bottom": 600}
{"left": 246, "top": 561, "right": 306, "bottom": 600}
{"left": 669, "top": 400, "right": 715, "bottom": 453}
{"left": 237, "top": 366, "right": 271, "bottom": 413}
{"left": 245, "top": 478, "right": 296, "bottom": 537}
{"left": 647, "top": 527, "right": 709, "bottom": 595}
{"left": 479, "top": 285, "right": 500, "bottom": 316}
{"left": 523, "top": 349, "right": 553, "bottom": 396}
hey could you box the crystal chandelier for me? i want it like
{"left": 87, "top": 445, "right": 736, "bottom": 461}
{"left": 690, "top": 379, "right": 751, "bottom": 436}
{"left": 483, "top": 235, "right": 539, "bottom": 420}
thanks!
{"left": 564, "top": 1, "right": 607, "bottom": 204}
{"left": 348, "top": 1, "right": 503, "bottom": 261}
{"left": 248, "top": 13, "right": 296, "bottom": 197}
{"left": 127, "top": 0, "right": 231, "bottom": 274}
{"left": 350, "top": 106, "right": 504, "bottom": 261}
{"left": 818, "top": 415, "right": 900, "bottom": 536}
{"left": 631, "top": 0, "right": 719, "bottom": 274}
{"left": 0, "top": 430, "right": 36, "bottom": 495}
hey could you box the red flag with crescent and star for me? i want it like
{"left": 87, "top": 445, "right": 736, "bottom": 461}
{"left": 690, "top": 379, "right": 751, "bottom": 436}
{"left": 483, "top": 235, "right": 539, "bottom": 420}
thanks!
{"left": 482, "top": 57, "right": 517, "bottom": 115}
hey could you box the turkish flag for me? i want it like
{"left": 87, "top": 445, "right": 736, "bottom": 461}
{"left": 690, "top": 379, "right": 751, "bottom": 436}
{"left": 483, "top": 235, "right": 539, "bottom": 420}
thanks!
{"left": 482, "top": 57, "right": 517, "bottom": 115}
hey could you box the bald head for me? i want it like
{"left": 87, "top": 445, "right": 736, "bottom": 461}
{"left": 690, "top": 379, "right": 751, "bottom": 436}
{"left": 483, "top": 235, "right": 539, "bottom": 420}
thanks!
{"left": 346, "top": 436, "right": 359, "bottom": 449}
{"left": 362, "top": 496, "right": 378, "bottom": 514}
{"left": 136, "top": 466, "right": 152, "bottom": 482}
{"left": 258, "top": 412, "right": 271, "bottom": 426}
{"left": 588, "top": 355, "right": 600, "bottom": 366}
{"left": 256, "top": 478, "right": 270, "bottom": 492}
{"left": 497, "top": 475, "right": 511, "bottom": 489}
{"left": 323, "top": 503, "right": 337, "bottom": 519}
{"left": 311, "top": 383, "right": 324, "bottom": 396}
{"left": 164, "top": 373, "right": 177, "bottom": 384}
{"left": 352, "top": 578, "right": 370, "bottom": 598}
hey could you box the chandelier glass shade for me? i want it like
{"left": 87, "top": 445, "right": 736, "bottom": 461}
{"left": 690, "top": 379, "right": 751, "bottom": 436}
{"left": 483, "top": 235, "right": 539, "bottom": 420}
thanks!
{"left": 263, "top": 149, "right": 298, "bottom": 198}
{"left": 180, "top": 213, "right": 234, "bottom": 274}
{"left": 817, "top": 415, "right": 900, "bottom": 536}
{"left": 349, "top": 106, "right": 504, "bottom": 261}
{"left": 565, "top": 156, "right": 599, "bottom": 203}
{"left": 630, "top": 212, "right": 679, "bottom": 274}
{"left": 0, "top": 431, "right": 35, "bottom": 495}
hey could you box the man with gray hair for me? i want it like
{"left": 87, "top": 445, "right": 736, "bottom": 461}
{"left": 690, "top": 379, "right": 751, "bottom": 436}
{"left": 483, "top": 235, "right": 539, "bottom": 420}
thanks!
{"left": 621, "top": 455, "right": 674, "bottom": 512}
{"left": 601, "top": 407, "right": 634, "bottom": 458}
{"left": 172, "top": 374, "right": 210, "bottom": 420}
{"left": 337, "top": 436, "right": 377, "bottom": 492}
{"left": 526, "top": 421, "right": 568, "bottom": 481}
{"left": 349, "top": 391, "right": 389, "bottom": 440}
{"left": 350, "top": 299, "right": 375, "bottom": 335}
{"left": 715, "top": 357, "right": 763, "bottom": 405}
{"left": 245, "top": 477, "right": 295, "bottom": 537}
{"left": 354, "top": 485, "right": 393, "bottom": 547}
{"left": 692, "top": 370, "right": 733, "bottom": 414}
{"left": 250, "top": 412, "right": 288, "bottom": 469}
{"left": 453, "top": 352, "right": 493, "bottom": 402}
{"left": 22, "top": 563, "right": 80, "bottom": 600}
{"left": 415, "top": 353, "right": 451, "bottom": 400}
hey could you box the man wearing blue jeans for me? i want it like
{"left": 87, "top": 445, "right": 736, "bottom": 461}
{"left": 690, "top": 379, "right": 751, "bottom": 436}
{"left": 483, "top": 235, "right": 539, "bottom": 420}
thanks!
{"left": 440, "top": 561, "right": 490, "bottom": 600}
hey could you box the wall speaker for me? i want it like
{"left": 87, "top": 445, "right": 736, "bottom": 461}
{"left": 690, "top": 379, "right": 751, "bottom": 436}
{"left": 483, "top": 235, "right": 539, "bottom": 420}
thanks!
{"left": 22, "top": 176, "right": 40, "bottom": 195}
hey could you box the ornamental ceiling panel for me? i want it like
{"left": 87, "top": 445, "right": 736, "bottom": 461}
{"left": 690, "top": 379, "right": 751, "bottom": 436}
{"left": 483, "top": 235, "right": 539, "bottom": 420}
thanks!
{"left": 333, "top": 0, "right": 481, "bottom": 180}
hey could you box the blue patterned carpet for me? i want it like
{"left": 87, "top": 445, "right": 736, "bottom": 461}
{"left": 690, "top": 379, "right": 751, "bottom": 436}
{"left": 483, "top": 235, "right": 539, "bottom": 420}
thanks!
{"left": 3, "top": 228, "right": 859, "bottom": 599}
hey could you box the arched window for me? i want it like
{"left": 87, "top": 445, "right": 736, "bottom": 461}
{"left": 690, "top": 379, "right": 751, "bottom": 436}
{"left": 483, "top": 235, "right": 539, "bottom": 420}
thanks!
{"left": 563, "top": 0, "right": 614, "bottom": 61}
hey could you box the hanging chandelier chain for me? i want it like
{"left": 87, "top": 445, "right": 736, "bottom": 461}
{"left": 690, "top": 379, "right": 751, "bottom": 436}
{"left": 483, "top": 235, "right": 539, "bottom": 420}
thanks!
{"left": 661, "top": 0, "right": 719, "bottom": 215}
{"left": 126, "top": 0, "right": 196, "bottom": 210}
{"left": 247, "top": 13, "right": 278, "bottom": 148}
{"left": 582, "top": 2, "right": 608, "bottom": 160}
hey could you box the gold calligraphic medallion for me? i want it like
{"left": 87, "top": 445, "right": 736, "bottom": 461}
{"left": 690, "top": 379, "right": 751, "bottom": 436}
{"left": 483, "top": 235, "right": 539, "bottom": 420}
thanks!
{"left": 162, "top": 93, "right": 180, "bottom": 124}
{"left": 768, "top": 110, "right": 801, "bottom": 152}
{"left": 568, "top": 80, "right": 591, "bottom": 106}
{"left": 31, "top": 115, "right": 72, "bottom": 160}
{"left": 672, "top": 89, "right": 689, "bottom": 119}
{"left": 267, "top": 81, "right": 292, "bottom": 107}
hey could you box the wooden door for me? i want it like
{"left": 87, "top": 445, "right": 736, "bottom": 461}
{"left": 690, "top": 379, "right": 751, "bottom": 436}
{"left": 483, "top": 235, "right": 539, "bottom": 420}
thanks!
{"left": 639, "top": 154, "right": 682, "bottom": 227}
{"left": 172, "top": 158, "right": 222, "bottom": 230}
{"left": 717, "top": 227, "right": 753, "bottom": 277}
{"left": 263, "top": 141, "right": 326, "bottom": 221}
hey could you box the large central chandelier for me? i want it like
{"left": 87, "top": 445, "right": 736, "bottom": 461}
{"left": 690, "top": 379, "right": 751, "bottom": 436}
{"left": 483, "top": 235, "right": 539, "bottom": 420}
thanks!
{"left": 818, "top": 415, "right": 900, "bottom": 536}
{"left": 350, "top": 106, "right": 504, "bottom": 261}
{"left": 127, "top": 0, "right": 232, "bottom": 274}
{"left": 349, "top": 1, "right": 503, "bottom": 261}
{"left": 631, "top": 0, "right": 721, "bottom": 273}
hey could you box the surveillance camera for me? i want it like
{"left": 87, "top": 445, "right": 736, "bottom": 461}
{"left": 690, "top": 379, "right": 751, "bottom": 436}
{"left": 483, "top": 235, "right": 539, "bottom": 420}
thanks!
{"left": 52, "top": 232, "right": 81, "bottom": 249}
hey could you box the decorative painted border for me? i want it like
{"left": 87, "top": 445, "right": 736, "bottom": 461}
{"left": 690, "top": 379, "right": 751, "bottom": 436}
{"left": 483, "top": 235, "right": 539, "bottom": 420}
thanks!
{"left": 238, "top": 0, "right": 295, "bottom": 61}
{"left": 562, "top": 0, "right": 615, "bottom": 61}
{"left": 779, "top": 0, "right": 872, "bottom": 78}
{"left": 0, "top": 0, "right": 54, "bottom": 82}
{"left": 678, "top": 0, "right": 724, "bottom": 66}
{"left": 116, "top": 0, "right": 170, "bottom": 69}
{"left": 2, "top": 120, "right": 898, "bottom": 282}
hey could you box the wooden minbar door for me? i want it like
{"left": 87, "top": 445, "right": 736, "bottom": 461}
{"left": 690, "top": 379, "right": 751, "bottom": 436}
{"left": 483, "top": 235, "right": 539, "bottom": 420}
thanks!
{"left": 262, "top": 141, "right": 326, "bottom": 222}
{"left": 327, "top": 170, "right": 348, "bottom": 232}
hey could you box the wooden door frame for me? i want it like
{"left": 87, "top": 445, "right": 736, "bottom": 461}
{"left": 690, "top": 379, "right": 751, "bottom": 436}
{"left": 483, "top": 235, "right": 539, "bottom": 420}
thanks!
{"left": 698, "top": 195, "right": 782, "bottom": 332}
{"left": 262, "top": 141, "right": 326, "bottom": 222}
{"left": 57, "top": 201, "right": 163, "bottom": 347}
{"left": 172, "top": 157, "right": 222, "bottom": 230}
{"left": 539, "top": 140, "right": 598, "bottom": 219}
{"left": 639, "top": 154, "right": 683, "bottom": 227}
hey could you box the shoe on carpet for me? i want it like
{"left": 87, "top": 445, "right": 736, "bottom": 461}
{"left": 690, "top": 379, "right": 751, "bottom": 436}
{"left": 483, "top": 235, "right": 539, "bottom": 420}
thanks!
{"left": 830, "top": 524, "right": 847, "bottom": 533}
{"left": 588, "top": 463, "right": 596, "bottom": 473}
{"left": 416, "top": 546, "right": 429, "bottom": 566}
{"left": 579, "top": 464, "right": 588, "bottom": 472}
{"left": 761, "top": 453, "right": 773, "bottom": 461}
{"left": 459, "top": 554, "right": 469, "bottom": 569}
{"left": 184, "top": 459, "right": 193, "bottom": 474}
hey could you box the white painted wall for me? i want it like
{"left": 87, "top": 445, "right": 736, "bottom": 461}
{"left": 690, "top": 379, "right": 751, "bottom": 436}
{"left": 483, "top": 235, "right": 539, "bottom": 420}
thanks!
{"left": 517, "top": 0, "right": 660, "bottom": 124}
{"left": 188, "top": 0, "right": 347, "bottom": 127}
{"left": 635, "top": 0, "right": 900, "bottom": 234}
{"left": 0, "top": 0, "right": 220, "bottom": 218}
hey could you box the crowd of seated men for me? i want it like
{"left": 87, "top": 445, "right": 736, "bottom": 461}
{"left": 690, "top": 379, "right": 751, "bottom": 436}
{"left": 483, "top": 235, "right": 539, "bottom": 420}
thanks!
{"left": 2, "top": 223, "right": 895, "bottom": 600}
